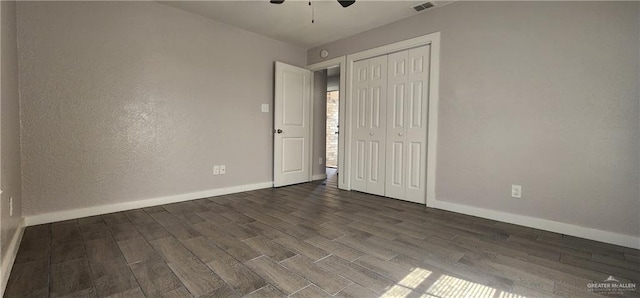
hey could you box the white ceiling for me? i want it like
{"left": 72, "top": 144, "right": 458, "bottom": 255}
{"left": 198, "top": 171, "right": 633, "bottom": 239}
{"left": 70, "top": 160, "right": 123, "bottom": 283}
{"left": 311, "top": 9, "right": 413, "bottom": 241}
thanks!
{"left": 162, "top": 0, "right": 452, "bottom": 49}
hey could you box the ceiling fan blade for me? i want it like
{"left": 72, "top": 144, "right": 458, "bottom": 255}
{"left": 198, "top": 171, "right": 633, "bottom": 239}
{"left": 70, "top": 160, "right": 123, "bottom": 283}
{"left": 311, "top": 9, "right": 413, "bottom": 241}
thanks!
{"left": 270, "top": 0, "right": 285, "bottom": 4}
{"left": 338, "top": 0, "right": 355, "bottom": 7}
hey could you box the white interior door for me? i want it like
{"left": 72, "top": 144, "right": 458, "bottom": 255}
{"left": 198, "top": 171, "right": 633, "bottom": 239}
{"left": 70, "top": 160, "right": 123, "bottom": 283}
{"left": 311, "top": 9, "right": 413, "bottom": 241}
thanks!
{"left": 385, "top": 46, "right": 430, "bottom": 203}
{"left": 274, "top": 62, "right": 311, "bottom": 187}
{"left": 350, "top": 55, "right": 387, "bottom": 196}
{"left": 385, "top": 50, "right": 409, "bottom": 200}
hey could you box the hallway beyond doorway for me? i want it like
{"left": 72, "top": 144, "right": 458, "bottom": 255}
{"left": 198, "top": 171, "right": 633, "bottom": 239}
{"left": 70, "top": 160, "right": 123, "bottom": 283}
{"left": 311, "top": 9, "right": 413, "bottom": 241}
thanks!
{"left": 325, "top": 91, "right": 339, "bottom": 168}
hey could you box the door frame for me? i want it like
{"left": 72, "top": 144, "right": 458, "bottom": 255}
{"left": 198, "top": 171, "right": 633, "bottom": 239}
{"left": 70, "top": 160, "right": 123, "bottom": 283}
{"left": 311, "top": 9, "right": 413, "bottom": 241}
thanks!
{"left": 307, "top": 56, "right": 347, "bottom": 189}
{"left": 343, "top": 32, "right": 441, "bottom": 207}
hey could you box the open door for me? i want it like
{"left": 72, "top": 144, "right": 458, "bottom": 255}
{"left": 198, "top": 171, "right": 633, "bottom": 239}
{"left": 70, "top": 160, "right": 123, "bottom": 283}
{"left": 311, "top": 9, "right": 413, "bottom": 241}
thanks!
{"left": 273, "top": 62, "right": 312, "bottom": 187}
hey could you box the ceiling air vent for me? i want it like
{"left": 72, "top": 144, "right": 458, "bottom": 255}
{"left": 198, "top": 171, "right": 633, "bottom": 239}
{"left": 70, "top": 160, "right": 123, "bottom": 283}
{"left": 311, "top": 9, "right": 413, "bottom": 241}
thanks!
{"left": 413, "top": 2, "right": 434, "bottom": 12}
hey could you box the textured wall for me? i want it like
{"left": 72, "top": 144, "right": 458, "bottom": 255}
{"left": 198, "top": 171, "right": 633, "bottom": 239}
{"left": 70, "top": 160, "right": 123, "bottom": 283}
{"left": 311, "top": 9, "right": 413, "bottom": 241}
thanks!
{"left": 312, "top": 70, "right": 327, "bottom": 177}
{"left": 309, "top": 1, "right": 640, "bottom": 237}
{"left": 17, "top": 1, "right": 306, "bottom": 217}
{"left": 1, "top": 0, "right": 22, "bottom": 276}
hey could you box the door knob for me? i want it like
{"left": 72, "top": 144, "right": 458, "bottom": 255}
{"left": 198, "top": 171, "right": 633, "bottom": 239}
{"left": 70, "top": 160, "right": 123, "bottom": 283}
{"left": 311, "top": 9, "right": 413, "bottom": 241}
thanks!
{"left": 398, "top": 132, "right": 404, "bottom": 136}
{"left": 369, "top": 132, "right": 374, "bottom": 136}
{"left": 276, "top": 129, "right": 283, "bottom": 134}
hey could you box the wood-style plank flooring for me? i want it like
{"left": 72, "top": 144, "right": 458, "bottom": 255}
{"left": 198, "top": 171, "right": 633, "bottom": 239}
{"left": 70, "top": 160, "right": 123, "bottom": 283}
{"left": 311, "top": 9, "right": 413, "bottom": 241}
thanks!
{"left": 5, "top": 169, "right": 640, "bottom": 297}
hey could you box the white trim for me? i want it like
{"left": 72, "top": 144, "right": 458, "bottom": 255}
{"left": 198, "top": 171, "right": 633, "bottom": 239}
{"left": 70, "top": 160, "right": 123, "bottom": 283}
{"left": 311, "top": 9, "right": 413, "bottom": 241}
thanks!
{"left": 312, "top": 173, "right": 328, "bottom": 181}
{"left": 425, "top": 32, "right": 440, "bottom": 207}
{"left": 0, "top": 218, "right": 25, "bottom": 297}
{"left": 25, "top": 182, "right": 272, "bottom": 226}
{"left": 308, "top": 70, "right": 314, "bottom": 183}
{"left": 307, "top": 56, "right": 348, "bottom": 190}
{"left": 346, "top": 58, "right": 354, "bottom": 191}
{"left": 345, "top": 32, "right": 441, "bottom": 196}
{"left": 431, "top": 199, "right": 640, "bottom": 249}
{"left": 347, "top": 34, "right": 436, "bottom": 63}
{"left": 307, "top": 56, "right": 345, "bottom": 71}
{"left": 337, "top": 62, "right": 347, "bottom": 190}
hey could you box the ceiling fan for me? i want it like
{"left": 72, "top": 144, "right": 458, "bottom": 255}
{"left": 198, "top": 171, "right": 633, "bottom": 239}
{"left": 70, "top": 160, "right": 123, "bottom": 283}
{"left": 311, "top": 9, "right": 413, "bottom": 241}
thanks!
{"left": 270, "top": 0, "right": 356, "bottom": 8}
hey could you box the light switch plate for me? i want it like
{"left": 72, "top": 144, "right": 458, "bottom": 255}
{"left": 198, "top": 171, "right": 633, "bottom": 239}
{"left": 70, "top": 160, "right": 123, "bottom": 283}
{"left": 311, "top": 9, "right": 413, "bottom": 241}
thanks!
{"left": 213, "top": 166, "right": 220, "bottom": 175}
{"left": 261, "top": 104, "right": 269, "bottom": 113}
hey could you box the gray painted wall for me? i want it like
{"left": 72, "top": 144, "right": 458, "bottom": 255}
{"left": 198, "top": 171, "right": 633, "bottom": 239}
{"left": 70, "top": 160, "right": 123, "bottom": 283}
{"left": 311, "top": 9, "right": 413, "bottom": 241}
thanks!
{"left": 1, "top": 0, "right": 22, "bottom": 275}
{"left": 17, "top": 1, "right": 306, "bottom": 217}
{"left": 309, "top": 1, "right": 640, "bottom": 237}
{"left": 312, "top": 70, "right": 327, "bottom": 177}
{"left": 327, "top": 75, "right": 339, "bottom": 92}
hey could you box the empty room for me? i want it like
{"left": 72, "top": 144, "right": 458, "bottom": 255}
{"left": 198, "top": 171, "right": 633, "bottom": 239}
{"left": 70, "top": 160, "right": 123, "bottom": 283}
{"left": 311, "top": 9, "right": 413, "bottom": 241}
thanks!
{"left": 1, "top": 0, "right": 638, "bottom": 297}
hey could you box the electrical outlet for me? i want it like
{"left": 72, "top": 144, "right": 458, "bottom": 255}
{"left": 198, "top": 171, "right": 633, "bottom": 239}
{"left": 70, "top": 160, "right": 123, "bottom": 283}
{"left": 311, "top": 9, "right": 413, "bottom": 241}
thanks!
{"left": 511, "top": 184, "right": 522, "bottom": 199}
{"left": 319, "top": 157, "right": 323, "bottom": 165}
{"left": 9, "top": 197, "right": 13, "bottom": 216}
{"left": 220, "top": 165, "right": 226, "bottom": 175}
{"left": 213, "top": 165, "right": 220, "bottom": 175}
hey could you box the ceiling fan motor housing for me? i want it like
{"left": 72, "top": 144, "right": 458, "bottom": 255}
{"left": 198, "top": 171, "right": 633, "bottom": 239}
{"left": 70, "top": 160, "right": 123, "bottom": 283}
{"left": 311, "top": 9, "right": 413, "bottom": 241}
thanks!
{"left": 338, "top": 0, "right": 356, "bottom": 7}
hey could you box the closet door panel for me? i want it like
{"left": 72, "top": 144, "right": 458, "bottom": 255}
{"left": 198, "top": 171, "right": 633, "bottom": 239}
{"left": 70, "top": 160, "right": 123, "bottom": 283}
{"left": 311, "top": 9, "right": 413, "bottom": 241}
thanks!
{"left": 351, "top": 59, "right": 370, "bottom": 192}
{"left": 365, "top": 55, "right": 388, "bottom": 196}
{"left": 385, "top": 51, "right": 408, "bottom": 200}
{"left": 405, "top": 46, "right": 430, "bottom": 203}
{"left": 350, "top": 46, "right": 429, "bottom": 202}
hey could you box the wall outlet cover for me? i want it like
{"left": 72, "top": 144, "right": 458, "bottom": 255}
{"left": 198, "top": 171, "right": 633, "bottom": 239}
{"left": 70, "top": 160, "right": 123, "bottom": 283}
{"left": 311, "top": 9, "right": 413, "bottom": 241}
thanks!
{"left": 220, "top": 165, "right": 226, "bottom": 175}
{"left": 511, "top": 184, "right": 522, "bottom": 199}
{"left": 213, "top": 165, "right": 220, "bottom": 175}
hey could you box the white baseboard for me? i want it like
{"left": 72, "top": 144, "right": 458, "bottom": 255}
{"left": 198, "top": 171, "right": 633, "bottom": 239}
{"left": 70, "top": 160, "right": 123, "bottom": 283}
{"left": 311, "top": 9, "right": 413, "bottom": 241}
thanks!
{"left": 1, "top": 218, "right": 26, "bottom": 297}
{"left": 431, "top": 199, "right": 640, "bottom": 250}
{"left": 25, "top": 182, "right": 272, "bottom": 226}
{"left": 312, "top": 174, "right": 327, "bottom": 181}
{"left": 22, "top": 180, "right": 638, "bottom": 249}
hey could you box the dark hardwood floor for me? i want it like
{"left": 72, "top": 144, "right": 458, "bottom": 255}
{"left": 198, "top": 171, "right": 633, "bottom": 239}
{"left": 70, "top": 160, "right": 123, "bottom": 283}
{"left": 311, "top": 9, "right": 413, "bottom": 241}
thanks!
{"left": 5, "top": 169, "right": 640, "bottom": 297}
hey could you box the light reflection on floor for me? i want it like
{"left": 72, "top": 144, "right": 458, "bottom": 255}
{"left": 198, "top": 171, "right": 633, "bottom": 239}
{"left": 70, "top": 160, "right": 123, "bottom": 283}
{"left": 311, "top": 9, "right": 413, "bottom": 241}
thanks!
{"left": 323, "top": 168, "right": 530, "bottom": 298}
{"left": 380, "top": 267, "right": 527, "bottom": 298}
{"left": 381, "top": 268, "right": 433, "bottom": 298}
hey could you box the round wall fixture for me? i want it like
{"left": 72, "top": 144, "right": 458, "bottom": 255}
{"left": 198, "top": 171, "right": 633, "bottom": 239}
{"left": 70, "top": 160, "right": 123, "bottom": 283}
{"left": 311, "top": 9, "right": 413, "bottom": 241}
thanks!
{"left": 320, "top": 49, "right": 329, "bottom": 59}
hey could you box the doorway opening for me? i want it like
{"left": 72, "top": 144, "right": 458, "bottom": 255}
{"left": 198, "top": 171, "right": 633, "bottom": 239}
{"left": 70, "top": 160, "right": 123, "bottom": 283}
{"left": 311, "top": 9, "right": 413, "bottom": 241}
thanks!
{"left": 308, "top": 56, "right": 346, "bottom": 189}
{"left": 326, "top": 91, "right": 338, "bottom": 168}
{"left": 325, "top": 67, "right": 339, "bottom": 169}
{"left": 325, "top": 66, "right": 340, "bottom": 186}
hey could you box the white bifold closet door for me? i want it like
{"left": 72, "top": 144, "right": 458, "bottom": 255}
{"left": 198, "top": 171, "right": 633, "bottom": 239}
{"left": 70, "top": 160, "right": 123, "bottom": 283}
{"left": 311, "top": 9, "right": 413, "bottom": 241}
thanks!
{"left": 385, "top": 46, "right": 430, "bottom": 203}
{"left": 350, "top": 45, "right": 430, "bottom": 203}
{"left": 351, "top": 55, "right": 388, "bottom": 196}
